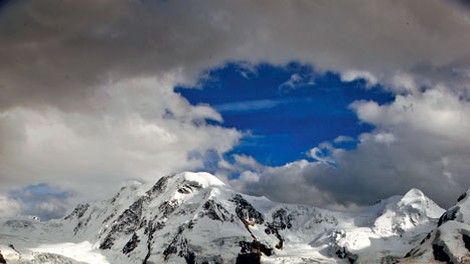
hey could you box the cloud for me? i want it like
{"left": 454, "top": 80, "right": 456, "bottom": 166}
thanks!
{"left": 1, "top": 0, "right": 470, "bottom": 111}
{"left": 1, "top": 0, "right": 470, "bottom": 214}
{"left": 0, "top": 76, "right": 241, "bottom": 210}
{"left": 307, "top": 142, "right": 337, "bottom": 165}
{"left": 0, "top": 195, "right": 22, "bottom": 218}
{"left": 279, "top": 73, "right": 315, "bottom": 90}
{"left": 341, "top": 70, "right": 378, "bottom": 88}
{"left": 233, "top": 87, "right": 470, "bottom": 209}
{"left": 9, "top": 184, "right": 71, "bottom": 220}
{"left": 228, "top": 160, "right": 362, "bottom": 211}
{"left": 334, "top": 135, "right": 354, "bottom": 144}
{"left": 214, "top": 99, "right": 291, "bottom": 112}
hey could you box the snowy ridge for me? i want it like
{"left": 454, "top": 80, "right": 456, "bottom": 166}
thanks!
{"left": 402, "top": 188, "right": 470, "bottom": 263}
{"left": 0, "top": 172, "right": 466, "bottom": 264}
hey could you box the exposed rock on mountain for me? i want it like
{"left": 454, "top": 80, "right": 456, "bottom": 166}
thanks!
{"left": 402, "top": 189, "right": 470, "bottom": 263}
{"left": 1, "top": 172, "right": 468, "bottom": 264}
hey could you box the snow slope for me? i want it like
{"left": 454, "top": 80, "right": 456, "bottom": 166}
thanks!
{"left": 402, "top": 188, "right": 470, "bottom": 263}
{"left": 0, "top": 171, "right": 461, "bottom": 264}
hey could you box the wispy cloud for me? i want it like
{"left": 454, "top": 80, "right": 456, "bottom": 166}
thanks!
{"left": 279, "top": 73, "right": 316, "bottom": 91}
{"left": 214, "top": 99, "right": 293, "bottom": 113}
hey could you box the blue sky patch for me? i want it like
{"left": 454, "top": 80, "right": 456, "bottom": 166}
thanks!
{"left": 10, "top": 183, "right": 70, "bottom": 220}
{"left": 176, "top": 62, "right": 394, "bottom": 166}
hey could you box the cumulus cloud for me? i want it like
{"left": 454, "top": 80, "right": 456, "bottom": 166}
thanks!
{"left": 9, "top": 184, "right": 71, "bottom": 220}
{"left": 233, "top": 87, "right": 470, "bottom": 209}
{"left": 0, "top": 195, "right": 22, "bottom": 218}
{"left": 334, "top": 135, "right": 354, "bottom": 144}
{"left": 1, "top": 0, "right": 470, "bottom": 215}
{"left": 1, "top": 0, "right": 470, "bottom": 111}
{"left": 0, "top": 76, "right": 241, "bottom": 210}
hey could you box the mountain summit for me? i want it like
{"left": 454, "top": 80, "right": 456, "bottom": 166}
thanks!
{"left": 1, "top": 172, "right": 468, "bottom": 263}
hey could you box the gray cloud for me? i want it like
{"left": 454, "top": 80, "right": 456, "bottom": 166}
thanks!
{"left": 1, "top": 0, "right": 470, "bottom": 111}
{"left": 1, "top": 0, "right": 470, "bottom": 215}
{"left": 232, "top": 88, "right": 470, "bottom": 209}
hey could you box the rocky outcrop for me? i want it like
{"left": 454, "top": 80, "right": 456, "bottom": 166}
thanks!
{"left": 401, "top": 189, "right": 470, "bottom": 263}
{"left": 0, "top": 250, "right": 6, "bottom": 264}
{"left": 3, "top": 172, "right": 465, "bottom": 264}
{"left": 100, "top": 197, "right": 148, "bottom": 250}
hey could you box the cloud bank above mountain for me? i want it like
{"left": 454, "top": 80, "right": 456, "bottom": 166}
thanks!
{"left": 1, "top": 0, "right": 470, "bottom": 217}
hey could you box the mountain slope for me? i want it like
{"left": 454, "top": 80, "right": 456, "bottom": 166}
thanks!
{"left": 402, "top": 189, "right": 470, "bottom": 263}
{"left": 0, "top": 172, "right": 457, "bottom": 264}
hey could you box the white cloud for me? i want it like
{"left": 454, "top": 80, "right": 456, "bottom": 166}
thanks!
{"left": 372, "top": 132, "right": 396, "bottom": 146}
{"left": 351, "top": 88, "right": 470, "bottom": 139}
{"left": 334, "top": 135, "right": 354, "bottom": 144}
{"left": 308, "top": 142, "right": 337, "bottom": 165}
{"left": 214, "top": 99, "right": 288, "bottom": 112}
{"left": 279, "top": 73, "right": 315, "bottom": 90}
{"left": 0, "top": 77, "right": 241, "bottom": 205}
{"left": 233, "top": 87, "right": 470, "bottom": 209}
{"left": 1, "top": 0, "right": 470, "bottom": 214}
{"left": 0, "top": 195, "right": 21, "bottom": 218}
{"left": 341, "top": 70, "right": 378, "bottom": 88}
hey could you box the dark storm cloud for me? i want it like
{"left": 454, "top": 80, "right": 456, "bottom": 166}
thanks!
{"left": 1, "top": 0, "right": 470, "bottom": 111}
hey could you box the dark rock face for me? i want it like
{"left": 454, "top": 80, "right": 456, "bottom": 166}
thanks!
{"left": 143, "top": 219, "right": 160, "bottom": 264}
{"left": 265, "top": 208, "right": 293, "bottom": 249}
{"left": 100, "top": 197, "right": 148, "bottom": 250}
{"left": 0, "top": 250, "right": 6, "bottom": 264}
{"left": 163, "top": 226, "right": 196, "bottom": 264}
{"left": 177, "top": 182, "right": 201, "bottom": 194}
{"left": 405, "top": 231, "right": 432, "bottom": 257}
{"left": 158, "top": 199, "right": 179, "bottom": 218}
{"left": 230, "top": 194, "right": 264, "bottom": 225}
{"left": 123, "top": 233, "right": 140, "bottom": 254}
{"left": 146, "top": 175, "right": 171, "bottom": 197}
{"left": 270, "top": 209, "right": 293, "bottom": 230}
{"left": 237, "top": 240, "right": 273, "bottom": 264}
{"left": 457, "top": 192, "right": 467, "bottom": 203}
{"left": 463, "top": 233, "right": 470, "bottom": 252}
{"left": 432, "top": 244, "right": 453, "bottom": 263}
{"left": 66, "top": 204, "right": 93, "bottom": 235}
{"left": 239, "top": 240, "right": 273, "bottom": 256}
{"left": 200, "top": 200, "right": 234, "bottom": 222}
{"left": 236, "top": 253, "right": 260, "bottom": 264}
{"left": 64, "top": 203, "right": 89, "bottom": 220}
{"left": 73, "top": 214, "right": 92, "bottom": 235}
{"left": 438, "top": 206, "right": 460, "bottom": 227}
{"left": 334, "top": 246, "right": 358, "bottom": 264}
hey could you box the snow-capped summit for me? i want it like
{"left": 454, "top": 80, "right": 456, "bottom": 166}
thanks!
{"left": 403, "top": 188, "right": 470, "bottom": 263}
{"left": 372, "top": 188, "right": 444, "bottom": 236}
{"left": 0, "top": 172, "right": 467, "bottom": 264}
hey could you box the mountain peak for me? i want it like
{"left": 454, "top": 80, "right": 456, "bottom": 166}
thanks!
{"left": 403, "top": 188, "right": 425, "bottom": 199}
{"left": 403, "top": 189, "right": 470, "bottom": 263}
{"left": 0, "top": 173, "right": 467, "bottom": 264}
{"left": 176, "top": 171, "right": 226, "bottom": 188}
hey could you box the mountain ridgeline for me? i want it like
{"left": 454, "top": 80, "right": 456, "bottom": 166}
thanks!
{"left": 1, "top": 172, "right": 470, "bottom": 263}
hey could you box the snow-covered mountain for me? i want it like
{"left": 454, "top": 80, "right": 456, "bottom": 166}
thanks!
{"left": 402, "top": 189, "right": 470, "bottom": 263}
{"left": 0, "top": 171, "right": 466, "bottom": 264}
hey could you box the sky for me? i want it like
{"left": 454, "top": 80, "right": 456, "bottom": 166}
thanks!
{"left": 177, "top": 63, "right": 394, "bottom": 166}
{"left": 1, "top": 0, "right": 470, "bottom": 220}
